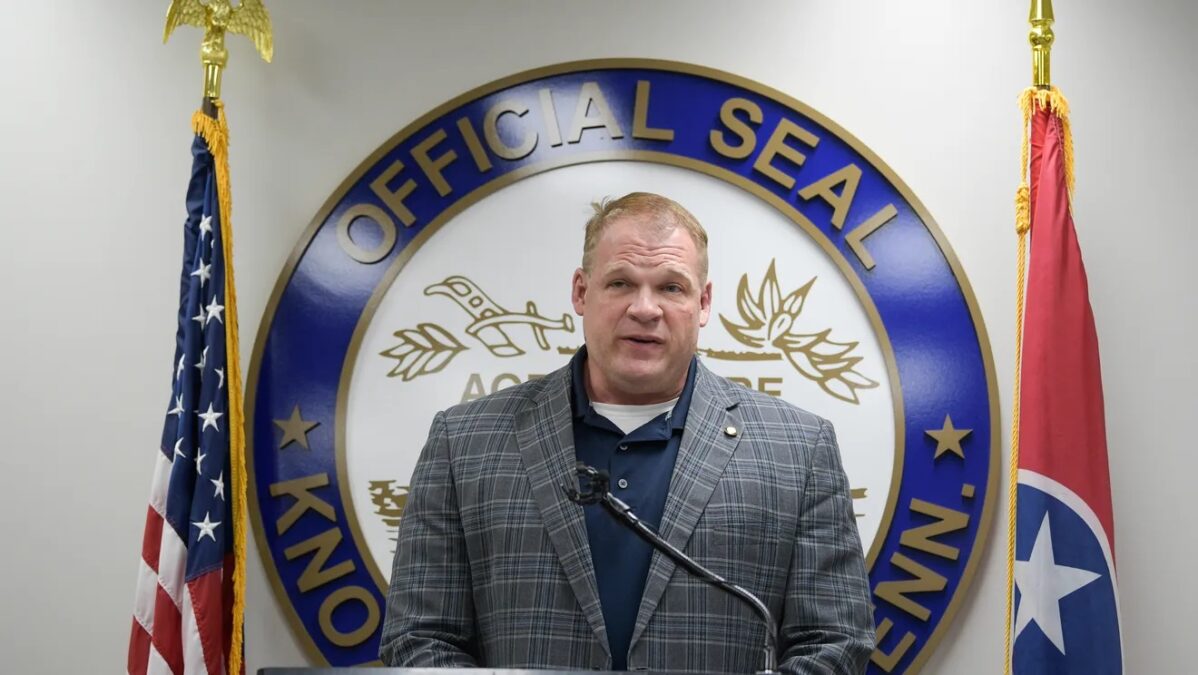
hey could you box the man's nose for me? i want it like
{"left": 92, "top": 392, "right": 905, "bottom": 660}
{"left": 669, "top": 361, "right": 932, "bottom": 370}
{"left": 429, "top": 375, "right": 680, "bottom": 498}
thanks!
{"left": 627, "top": 287, "right": 664, "bottom": 321}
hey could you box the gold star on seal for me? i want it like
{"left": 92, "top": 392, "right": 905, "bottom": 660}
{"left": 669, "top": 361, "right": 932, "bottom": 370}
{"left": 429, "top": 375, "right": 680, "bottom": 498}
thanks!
{"left": 274, "top": 404, "right": 319, "bottom": 450}
{"left": 926, "top": 415, "right": 971, "bottom": 460}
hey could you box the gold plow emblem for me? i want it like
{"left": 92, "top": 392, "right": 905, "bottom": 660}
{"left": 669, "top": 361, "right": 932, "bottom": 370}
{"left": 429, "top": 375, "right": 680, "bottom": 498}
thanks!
{"left": 426, "top": 276, "right": 575, "bottom": 356}
{"left": 372, "top": 260, "right": 877, "bottom": 531}
{"left": 379, "top": 276, "right": 575, "bottom": 381}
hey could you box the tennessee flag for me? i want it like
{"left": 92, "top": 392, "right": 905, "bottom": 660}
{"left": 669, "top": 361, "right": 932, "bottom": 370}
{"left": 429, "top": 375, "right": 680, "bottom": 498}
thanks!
{"left": 1008, "top": 89, "right": 1123, "bottom": 673}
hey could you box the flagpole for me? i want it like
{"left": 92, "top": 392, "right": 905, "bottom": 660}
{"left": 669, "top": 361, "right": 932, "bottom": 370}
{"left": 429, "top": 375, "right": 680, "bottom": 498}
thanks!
{"left": 1004, "top": 2, "right": 1054, "bottom": 674}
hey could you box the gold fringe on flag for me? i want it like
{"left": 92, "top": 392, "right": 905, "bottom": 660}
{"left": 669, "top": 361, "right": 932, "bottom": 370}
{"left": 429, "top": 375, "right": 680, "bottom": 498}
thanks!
{"left": 1004, "top": 85, "right": 1074, "bottom": 675}
{"left": 191, "top": 100, "right": 247, "bottom": 675}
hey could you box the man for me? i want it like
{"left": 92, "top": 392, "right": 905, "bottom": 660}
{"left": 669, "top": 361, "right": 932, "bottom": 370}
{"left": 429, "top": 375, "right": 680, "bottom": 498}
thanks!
{"left": 380, "top": 192, "right": 875, "bottom": 673}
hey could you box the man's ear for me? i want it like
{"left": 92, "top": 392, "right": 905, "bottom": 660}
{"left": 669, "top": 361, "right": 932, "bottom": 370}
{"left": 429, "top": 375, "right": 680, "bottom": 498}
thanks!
{"left": 571, "top": 268, "right": 587, "bottom": 315}
{"left": 698, "top": 280, "right": 713, "bottom": 327}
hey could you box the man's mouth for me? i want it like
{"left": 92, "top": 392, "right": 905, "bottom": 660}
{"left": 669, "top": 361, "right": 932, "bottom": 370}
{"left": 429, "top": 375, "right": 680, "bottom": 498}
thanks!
{"left": 622, "top": 336, "right": 663, "bottom": 345}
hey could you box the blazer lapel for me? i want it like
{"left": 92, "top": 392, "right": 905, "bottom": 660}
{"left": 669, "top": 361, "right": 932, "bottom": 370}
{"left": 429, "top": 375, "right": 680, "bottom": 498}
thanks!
{"left": 630, "top": 363, "right": 742, "bottom": 647}
{"left": 515, "top": 367, "right": 610, "bottom": 657}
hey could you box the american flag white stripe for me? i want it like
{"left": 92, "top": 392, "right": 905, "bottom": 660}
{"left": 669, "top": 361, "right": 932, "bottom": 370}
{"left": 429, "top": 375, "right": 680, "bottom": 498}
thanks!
{"left": 149, "top": 451, "right": 172, "bottom": 513}
{"left": 157, "top": 521, "right": 188, "bottom": 609}
{"left": 132, "top": 453, "right": 173, "bottom": 675}
{"left": 147, "top": 643, "right": 173, "bottom": 675}
{"left": 181, "top": 584, "right": 211, "bottom": 674}
{"left": 134, "top": 557, "right": 158, "bottom": 634}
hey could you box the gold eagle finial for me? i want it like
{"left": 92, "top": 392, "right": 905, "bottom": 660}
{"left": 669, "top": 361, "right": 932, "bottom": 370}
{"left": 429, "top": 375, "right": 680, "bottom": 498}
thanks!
{"left": 164, "top": 0, "right": 273, "bottom": 99}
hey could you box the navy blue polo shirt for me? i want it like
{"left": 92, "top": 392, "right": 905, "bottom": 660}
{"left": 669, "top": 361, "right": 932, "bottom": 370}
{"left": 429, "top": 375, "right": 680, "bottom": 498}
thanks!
{"left": 570, "top": 348, "right": 698, "bottom": 670}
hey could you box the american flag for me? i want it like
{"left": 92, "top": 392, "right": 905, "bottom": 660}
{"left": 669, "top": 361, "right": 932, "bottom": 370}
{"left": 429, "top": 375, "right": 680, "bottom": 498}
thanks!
{"left": 129, "top": 111, "right": 244, "bottom": 675}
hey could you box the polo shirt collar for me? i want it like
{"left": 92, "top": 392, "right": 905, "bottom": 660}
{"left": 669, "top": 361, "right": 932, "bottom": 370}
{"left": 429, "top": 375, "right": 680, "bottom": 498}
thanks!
{"left": 569, "top": 346, "right": 698, "bottom": 432}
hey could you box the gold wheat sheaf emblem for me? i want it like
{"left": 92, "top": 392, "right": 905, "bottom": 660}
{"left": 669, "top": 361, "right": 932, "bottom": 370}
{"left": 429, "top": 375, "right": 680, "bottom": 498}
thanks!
{"left": 372, "top": 261, "right": 876, "bottom": 534}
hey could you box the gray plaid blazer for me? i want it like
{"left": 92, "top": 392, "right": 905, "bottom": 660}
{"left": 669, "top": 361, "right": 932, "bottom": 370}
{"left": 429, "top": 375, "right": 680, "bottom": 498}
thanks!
{"left": 380, "top": 360, "right": 874, "bottom": 673}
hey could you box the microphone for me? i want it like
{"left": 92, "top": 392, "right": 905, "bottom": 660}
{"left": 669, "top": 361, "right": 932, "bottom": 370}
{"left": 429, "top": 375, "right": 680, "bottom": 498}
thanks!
{"left": 562, "top": 463, "right": 779, "bottom": 675}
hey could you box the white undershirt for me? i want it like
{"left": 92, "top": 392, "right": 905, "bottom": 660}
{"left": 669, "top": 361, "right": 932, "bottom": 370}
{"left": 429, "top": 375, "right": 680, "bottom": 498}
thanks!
{"left": 590, "top": 398, "right": 679, "bottom": 435}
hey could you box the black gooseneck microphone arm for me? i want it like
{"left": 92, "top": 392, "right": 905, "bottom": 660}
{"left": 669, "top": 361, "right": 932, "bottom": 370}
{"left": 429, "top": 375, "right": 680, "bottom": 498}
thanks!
{"left": 562, "top": 463, "right": 779, "bottom": 675}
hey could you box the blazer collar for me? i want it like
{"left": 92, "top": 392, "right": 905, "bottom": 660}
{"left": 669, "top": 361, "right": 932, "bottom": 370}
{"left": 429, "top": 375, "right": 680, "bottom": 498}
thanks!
{"left": 514, "top": 362, "right": 610, "bottom": 657}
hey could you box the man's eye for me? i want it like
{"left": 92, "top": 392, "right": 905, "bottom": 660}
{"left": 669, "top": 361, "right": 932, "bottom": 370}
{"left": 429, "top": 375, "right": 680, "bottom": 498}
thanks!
{"left": 608, "top": 280, "right": 628, "bottom": 289}
{"left": 664, "top": 284, "right": 684, "bottom": 293}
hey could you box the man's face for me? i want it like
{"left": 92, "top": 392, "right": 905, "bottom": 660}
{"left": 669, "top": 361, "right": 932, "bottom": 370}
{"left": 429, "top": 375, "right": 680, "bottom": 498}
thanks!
{"left": 571, "top": 215, "right": 712, "bottom": 404}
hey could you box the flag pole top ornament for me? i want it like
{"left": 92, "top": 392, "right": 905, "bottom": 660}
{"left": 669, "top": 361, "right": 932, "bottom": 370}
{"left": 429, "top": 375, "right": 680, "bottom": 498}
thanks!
{"left": 1029, "top": 0, "right": 1055, "bottom": 88}
{"left": 164, "top": 0, "right": 273, "bottom": 100}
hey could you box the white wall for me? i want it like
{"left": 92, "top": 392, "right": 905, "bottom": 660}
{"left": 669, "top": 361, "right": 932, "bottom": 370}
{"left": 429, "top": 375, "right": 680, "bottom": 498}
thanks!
{"left": 3, "top": 1, "right": 1195, "bottom": 673}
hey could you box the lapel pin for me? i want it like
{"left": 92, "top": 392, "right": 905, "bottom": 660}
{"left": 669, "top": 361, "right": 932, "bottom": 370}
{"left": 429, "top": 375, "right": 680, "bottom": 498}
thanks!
{"left": 724, "top": 425, "right": 738, "bottom": 437}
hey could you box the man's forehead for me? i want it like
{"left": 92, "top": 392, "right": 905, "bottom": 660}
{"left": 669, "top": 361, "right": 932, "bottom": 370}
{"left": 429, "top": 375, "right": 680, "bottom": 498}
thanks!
{"left": 598, "top": 257, "right": 698, "bottom": 281}
{"left": 590, "top": 210, "right": 709, "bottom": 282}
{"left": 599, "top": 217, "right": 691, "bottom": 251}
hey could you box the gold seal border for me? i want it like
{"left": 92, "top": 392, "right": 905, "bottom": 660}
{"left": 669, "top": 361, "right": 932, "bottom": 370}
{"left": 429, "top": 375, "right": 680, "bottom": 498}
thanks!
{"left": 245, "top": 59, "right": 1001, "bottom": 673}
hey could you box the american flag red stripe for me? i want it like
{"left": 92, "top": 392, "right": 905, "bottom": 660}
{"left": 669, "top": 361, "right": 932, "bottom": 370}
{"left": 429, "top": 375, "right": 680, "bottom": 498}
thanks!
{"left": 141, "top": 505, "right": 164, "bottom": 573}
{"left": 128, "top": 618, "right": 152, "bottom": 675}
{"left": 153, "top": 584, "right": 186, "bottom": 673}
{"left": 190, "top": 566, "right": 231, "bottom": 674}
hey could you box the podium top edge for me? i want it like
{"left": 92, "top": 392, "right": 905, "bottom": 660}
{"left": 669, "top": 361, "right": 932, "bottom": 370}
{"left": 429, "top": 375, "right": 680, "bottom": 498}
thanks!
{"left": 259, "top": 670, "right": 715, "bottom": 675}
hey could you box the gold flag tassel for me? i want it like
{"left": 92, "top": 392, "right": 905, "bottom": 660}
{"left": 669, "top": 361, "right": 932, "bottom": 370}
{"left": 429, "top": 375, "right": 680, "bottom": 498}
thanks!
{"left": 192, "top": 101, "right": 248, "bottom": 675}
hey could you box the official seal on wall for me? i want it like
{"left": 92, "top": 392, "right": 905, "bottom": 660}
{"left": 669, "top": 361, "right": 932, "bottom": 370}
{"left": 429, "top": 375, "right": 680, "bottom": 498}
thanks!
{"left": 247, "top": 59, "right": 999, "bottom": 673}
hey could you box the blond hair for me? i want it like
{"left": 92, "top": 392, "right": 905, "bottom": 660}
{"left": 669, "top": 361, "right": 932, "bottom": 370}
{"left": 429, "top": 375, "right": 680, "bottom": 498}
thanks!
{"left": 581, "top": 192, "right": 709, "bottom": 279}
